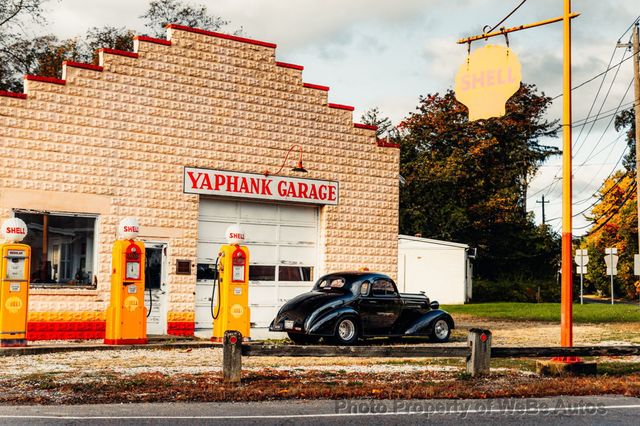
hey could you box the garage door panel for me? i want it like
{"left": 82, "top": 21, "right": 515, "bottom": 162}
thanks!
{"left": 199, "top": 199, "right": 237, "bottom": 218}
{"left": 279, "top": 205, "right": 317, "bottom": 223}
{"left": 198, "top": 221, "right": 231, "bottom": 242}
{"left": 197, "top": 242, "right": 219, "bottom": 261}
{"left": 244, "top": 223, "right": 278, "bottom": 242}
{"left": 248, "top": 245, "right": 278, "bottom": 264}
{"left": 249, "top": 285, "right": 277, "bottom": 305}
{"left": 241, "top": 202, "right": 277, "bottom": 220}
{"left": 280, "top": 225, "right": 316, "bottom": 243}
{"left": 279, "top": 246, "right": 316, "bottom": 264}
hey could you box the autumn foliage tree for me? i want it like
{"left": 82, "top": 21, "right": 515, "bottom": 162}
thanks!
{"left": 399, "top": 84, "right": 560, "bottom": 295}
{"left": 580, "top": 105, "right": 638, "bottom": 299}
{"left": 0, "top": 0, "right": 235, "bottom": 90}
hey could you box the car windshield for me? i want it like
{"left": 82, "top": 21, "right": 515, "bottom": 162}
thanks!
{"left": 313, "top": 276, "right": 354, "bottom": 293}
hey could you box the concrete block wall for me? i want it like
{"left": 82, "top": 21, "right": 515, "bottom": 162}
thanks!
{"left": 0, "top": 25, "right": 399, "bottom": 339}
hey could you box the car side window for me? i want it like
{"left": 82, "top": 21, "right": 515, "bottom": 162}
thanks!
{"left": 371, "top": 279, "right": 397, "bottom": 297}
{"left": 360, "top": 281, "right": 370, "bottom": 296}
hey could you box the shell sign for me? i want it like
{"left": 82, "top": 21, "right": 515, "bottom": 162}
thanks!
{"left": 454, "top": 45, "right": 522, "bottom": 121}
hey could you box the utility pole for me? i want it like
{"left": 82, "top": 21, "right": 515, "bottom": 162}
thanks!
{"left": 537, "top": 194, "right": 550, "bottom": 224}
{"left": 620, "top": 23, "right": 640, "bottom": 286}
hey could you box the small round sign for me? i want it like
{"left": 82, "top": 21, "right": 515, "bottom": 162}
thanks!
{"left": 1, "top": 218, "right": 28, "bottom": 242}
{"left": 225, "top": 224, "right": 245, "bottom": 245}
{"left": 118, "top": 217, "right": 140, "bottom": 240}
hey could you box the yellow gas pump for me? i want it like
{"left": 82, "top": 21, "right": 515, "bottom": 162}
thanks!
{"left": 212, "top": 225, "right": 250, "bottom": 342}
{"left": 0, "top": 218, "right": 31, "bottom": 347}
{"left": 105, "top": 218, "right": 147, "bottom": 345}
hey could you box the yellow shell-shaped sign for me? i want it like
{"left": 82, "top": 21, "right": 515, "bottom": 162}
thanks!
{"left": 454, "top": 45, "right": 522, "bottom": 121}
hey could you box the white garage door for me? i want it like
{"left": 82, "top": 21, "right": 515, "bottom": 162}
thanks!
{"left": 195, "top": 199, "right": 319, "bottom": 331}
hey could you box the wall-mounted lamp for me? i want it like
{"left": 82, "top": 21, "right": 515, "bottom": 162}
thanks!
{"left": 264, "top": 145, "right": 308, "bottom": 177}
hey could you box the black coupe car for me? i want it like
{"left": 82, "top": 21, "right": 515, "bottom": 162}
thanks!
{"left": 269, "top": 271, "right": 454, "bottom": 345}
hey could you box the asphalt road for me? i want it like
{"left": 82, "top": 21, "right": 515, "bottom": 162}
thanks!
{"left": 0, "top": 396, "right": 638, "bottom": 425}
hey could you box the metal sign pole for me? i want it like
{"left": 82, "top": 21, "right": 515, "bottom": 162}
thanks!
{"left": 610, "top": 251, "right": 614, "bottom": 305}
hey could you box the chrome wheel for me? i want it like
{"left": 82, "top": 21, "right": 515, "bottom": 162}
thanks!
{"left": 337, "top": 319, "right": 356, "bottom": 341}
{"left": 433, "top": 319, "right": 450, "bottom": 341}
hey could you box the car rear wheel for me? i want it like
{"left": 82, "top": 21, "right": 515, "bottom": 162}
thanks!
{"left": 287, "top": 333, "right": 320, "bottom": 345}
{"left": 431, "top": 319, "right": 451, "bottom": 343}
{"left": 329, "top": 316, "right": 359, "bottom": 345}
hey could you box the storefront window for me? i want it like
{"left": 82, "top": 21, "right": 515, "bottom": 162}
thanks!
{"left": 15, "top": 212, "right": 97, "bottom": 287}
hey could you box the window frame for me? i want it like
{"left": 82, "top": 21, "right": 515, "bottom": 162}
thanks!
{"left": 371, "top": 278, "right": 398, "bottom": 298}
{"left": 13, "top": 209, "right": 100, "bottom": 289}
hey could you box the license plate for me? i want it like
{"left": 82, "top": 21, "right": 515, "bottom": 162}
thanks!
{"left": 284, "top": 320, "right": 294, "bottom": 329}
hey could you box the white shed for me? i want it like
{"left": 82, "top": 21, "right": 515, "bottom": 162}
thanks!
{"left": 397, "top": 235, "right": 473, "bottom": 304}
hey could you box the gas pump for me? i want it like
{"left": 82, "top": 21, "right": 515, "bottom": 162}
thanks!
{"left": 0, "top": 218, "right": 31, "bottom": 347}
{"left": 212, "top": 224, "right": 250, "bottom": 342}
{"left": 105, "top": 218, "right": 147, "bottom": 345}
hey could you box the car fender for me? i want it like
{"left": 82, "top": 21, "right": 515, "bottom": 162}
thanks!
{"left": 306, "top": 307, "right": 359, "bottom": 336}
{"left": 404, "top": 310, "right": 455, "bottom": 336}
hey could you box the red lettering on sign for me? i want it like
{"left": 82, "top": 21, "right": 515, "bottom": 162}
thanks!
{"left": 308, "top": 185, "right": 318, "bottom": 199}
{"left": 227, "top": 176, "right": 238, "bottom": 192}
{"left": 298, "top": 182, "right": 308, "bottom": 198}
{"left": 5, "top": 227, "right": 25, "bottom": 234}
{"left": 328, "top": 185, "right": 336, "bottom": 201}
{"left": 186, "top": 171, "right": 212, "bottom": 190}
{"left": 261, "top": 179, "right": 272, "bottom": 196}
{"left": 250, "top": 178, "right": 260, "bottom": 194}
{"left": 214, "top": 174, "right": 226, "bottom": 190}
{"left": 318, "top": 185, "right": 328, "bottom": 200}
{"left": 123, "top": 226, "right": 139, "bottom": 233}
{"left": 277, "top": 181, "right": 287, "bottom": 197}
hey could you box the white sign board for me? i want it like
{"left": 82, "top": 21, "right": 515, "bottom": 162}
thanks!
{"left": 184, "top": 167, "right": 339, "bottom": 206}
{"left": 604, "top": 253, "right": 619, "bottom": 276}
{"left": 574, "top": 249, "right": 589, "bottom": 267}
{"left": 605, "top": 247, "right": 618, "bottom": 255}
{"left": 635, "top": 254, "right": 640, "bottom": 276}
{"left": 576, "top": 266, "right": 587, "bottom": 275}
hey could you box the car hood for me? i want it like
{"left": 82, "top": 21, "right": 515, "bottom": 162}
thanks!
{"left": 275, "top": 291, "right": 349, "bottom": 324}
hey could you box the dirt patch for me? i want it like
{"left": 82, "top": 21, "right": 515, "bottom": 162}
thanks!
{"left": 453, "top": 315, "right": 640, "bottom": 346}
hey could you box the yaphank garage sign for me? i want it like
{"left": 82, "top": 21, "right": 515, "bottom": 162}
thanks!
{"left": 184, "top": 167, "right": 339, "bottom": 205}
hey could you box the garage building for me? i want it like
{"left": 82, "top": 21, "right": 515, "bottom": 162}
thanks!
{"left": 0, "top": 24, "right": 399, "bottom": 339}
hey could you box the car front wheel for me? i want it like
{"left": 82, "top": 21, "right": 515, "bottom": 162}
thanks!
{"left": 329, "top": 316, "right": 359, "bottom": 345}
{"left": 431, "top": 319, "right": 451, "bottom": 343}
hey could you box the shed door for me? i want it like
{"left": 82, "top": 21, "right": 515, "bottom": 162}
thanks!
{"left": 196, "top": 199, "right": 318, "bottom": 331}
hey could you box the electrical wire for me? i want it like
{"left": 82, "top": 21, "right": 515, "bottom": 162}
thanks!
{"left": 580, "top": 181, "right": 637, "bottom": 235}
{"left": 482, "top": 0, "right": 528, "bottom": 34}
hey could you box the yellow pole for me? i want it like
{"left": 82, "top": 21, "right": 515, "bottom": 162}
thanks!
{"left": 560, "top": 0, "right": 573, "bottom": 348}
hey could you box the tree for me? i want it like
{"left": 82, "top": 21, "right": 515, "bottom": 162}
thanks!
{"left": 361, "top": 107, "right": 395, "bottom": 139}
{"left": 0, "top": 0, "right": 49, "bottom": 90}
{"left": 615, "top": 108, "right": 636, "bottom": 171}
{"left": 581, "top": 172, "right": 638, "bottom": 298}
{"left": 0, "top": 0, "right": 238, "bottom": 90}
{"left": 141, "top": 0, "right": 230, "bottom": 38}
{"left": 399, "top": 84, "right": 560, "bottom": 283}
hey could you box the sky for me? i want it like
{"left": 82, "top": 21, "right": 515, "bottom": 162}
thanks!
{"left": 31, "top": 0, "right": 640, "bottom": 236}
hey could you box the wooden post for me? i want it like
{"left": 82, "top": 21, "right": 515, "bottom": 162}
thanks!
{"left": 466, "top": 328, "right": 492, "bottom": 376}
{"left": 223, "top": 330, "right": 242, "bottom": 384}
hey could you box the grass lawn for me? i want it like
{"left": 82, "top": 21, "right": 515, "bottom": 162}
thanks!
{"left": 441, "top": 302, "right": 640, "bottom": 323}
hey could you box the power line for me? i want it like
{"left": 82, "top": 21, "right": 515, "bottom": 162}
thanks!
{"left": 483, "top": 0, "right": 528, "bottom": 34}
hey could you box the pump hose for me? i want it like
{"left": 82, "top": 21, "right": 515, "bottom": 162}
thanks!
{"left": 145, "top": 270, "right": 152, "bottom": 318}
{"left": 211, "top": 256, "right": 222, "bottom": 320}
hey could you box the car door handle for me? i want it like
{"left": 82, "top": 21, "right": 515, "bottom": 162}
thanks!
{"left": 368, "top": 300, "right": 377, "bottom": 304}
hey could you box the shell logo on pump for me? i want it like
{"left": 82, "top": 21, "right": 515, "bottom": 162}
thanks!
{"left": 1, "top": 218, "right": 28, "bottom": 243}
{"left": 4, "top": 296, "right": 22, "bottom": 314}
{"left": 124, "top": 296, "right": 139, "bottom": 312}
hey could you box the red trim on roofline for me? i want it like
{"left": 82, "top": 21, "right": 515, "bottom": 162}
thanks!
{"left": 24, "top": 75, "right": 66, "bottom": 85}
{"left": 303, "top": 83, "right": 330, "bottom": 92}
{"left": 354, "top": 123, "right": 378, "bottom": 131}
{"left": 328, "top": 103, "right": 355, "bottom": 112}
{"left": 167, "top": 24, "right": 277, "bottom": 49}
{"left": 63, "top": 61, "right": 104, "bottom": 72}
{"left": 134, "top": 35, "right": 172, "bottom": 46}
{"left": 276, "top": 61, "right": 304, "bottom": 71}
{"left": 0, "top": 91, "right": 27, "bottom": 99}
{"left": 377, "top": 139, "right": 400, "bottom": 149}
{"left": 98, "top": 48, "right": 139, "bottom": 58}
